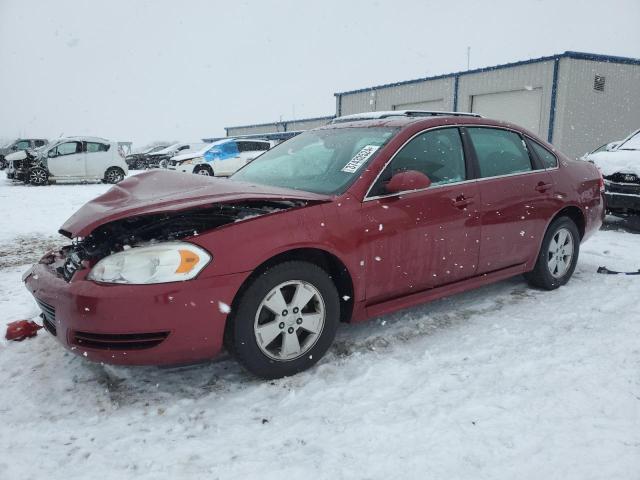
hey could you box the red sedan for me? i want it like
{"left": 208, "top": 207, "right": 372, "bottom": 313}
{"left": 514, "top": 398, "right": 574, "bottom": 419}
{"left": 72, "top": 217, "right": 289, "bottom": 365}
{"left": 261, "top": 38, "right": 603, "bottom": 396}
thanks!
{"left": 24, "top": 112, "right": 604, "bottom": 378}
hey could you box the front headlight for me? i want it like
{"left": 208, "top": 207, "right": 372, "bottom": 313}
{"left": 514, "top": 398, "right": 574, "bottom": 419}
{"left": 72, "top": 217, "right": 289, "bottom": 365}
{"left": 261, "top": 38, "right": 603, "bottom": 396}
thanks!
{"left": 87, "top": 242, "right": 211, "bottom": 284}
{"left": 181, "top": 159, "right": 194, "bottom": 165}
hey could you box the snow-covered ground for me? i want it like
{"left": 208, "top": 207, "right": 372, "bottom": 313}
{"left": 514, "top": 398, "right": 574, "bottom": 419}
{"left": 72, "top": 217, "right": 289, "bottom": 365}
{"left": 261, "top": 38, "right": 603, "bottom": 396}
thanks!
{"left": 0, "top": 171, "right": 639, "bottom": 480}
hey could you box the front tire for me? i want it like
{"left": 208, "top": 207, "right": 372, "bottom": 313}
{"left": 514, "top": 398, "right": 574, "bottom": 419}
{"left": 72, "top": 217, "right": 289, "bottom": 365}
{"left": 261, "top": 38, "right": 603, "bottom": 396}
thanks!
{"left": 193, "top": 165, "right": 213, "bottom": 176}
{"left": 28, "top": 167, "right": 48, "bottom": 186}
{"left": 524, "top": 216, "right": 580, "bottom": 290}
{"left": 228, "top": 261, "right": 340, "bottom": 379}
{"left": 104, "top": 167, "right": 125, "bottom": 184}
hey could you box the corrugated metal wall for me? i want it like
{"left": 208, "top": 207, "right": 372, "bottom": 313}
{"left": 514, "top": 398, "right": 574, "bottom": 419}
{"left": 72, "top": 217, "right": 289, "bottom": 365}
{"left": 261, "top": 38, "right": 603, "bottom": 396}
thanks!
{"left": 338, "top": 77, "right": 455, "bottom": 116}
{"left": 554, "top": 58, "right": 640, "bottom": 158}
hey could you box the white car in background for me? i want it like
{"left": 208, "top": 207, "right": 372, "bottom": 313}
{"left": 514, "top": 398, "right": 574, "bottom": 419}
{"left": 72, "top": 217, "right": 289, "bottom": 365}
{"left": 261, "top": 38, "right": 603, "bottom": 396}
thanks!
{"left": 168, "top": 138, "right": 270, "bottom": 176}
{"left": 6, "top": 136, "right": 128, "bottom": 185}
{"left": 584, "top": 128, "right": 640, "bottom": 215}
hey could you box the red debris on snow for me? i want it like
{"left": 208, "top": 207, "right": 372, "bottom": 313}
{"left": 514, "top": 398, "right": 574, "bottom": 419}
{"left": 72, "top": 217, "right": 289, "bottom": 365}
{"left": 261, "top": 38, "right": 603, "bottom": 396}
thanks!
{"left": 5, "top": 320, "right": 43, "bottom": 341}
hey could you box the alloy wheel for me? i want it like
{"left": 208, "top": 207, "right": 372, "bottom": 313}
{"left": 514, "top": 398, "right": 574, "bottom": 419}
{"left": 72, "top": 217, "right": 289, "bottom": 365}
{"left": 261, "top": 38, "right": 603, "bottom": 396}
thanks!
{"left": 254, "top": 280, "right": 326, "bottom": 361}
{"left": 547, "top": 227, "right": 574, "bottom": 278}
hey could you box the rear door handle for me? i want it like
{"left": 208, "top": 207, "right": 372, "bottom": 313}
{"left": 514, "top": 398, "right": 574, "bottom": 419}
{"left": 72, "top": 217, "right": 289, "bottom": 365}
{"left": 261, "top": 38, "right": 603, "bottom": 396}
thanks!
{"left": 535, "top": 182, "right": 552, "bottom": 193}
{"left": 452, "top": 195, "right": 474, "bottom": 209}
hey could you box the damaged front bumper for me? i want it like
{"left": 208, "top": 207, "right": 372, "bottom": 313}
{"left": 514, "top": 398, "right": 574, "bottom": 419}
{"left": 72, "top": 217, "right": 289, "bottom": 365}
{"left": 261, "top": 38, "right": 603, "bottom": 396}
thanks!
{"left": 23, "top": 249, "right": 250, "bottom": 366}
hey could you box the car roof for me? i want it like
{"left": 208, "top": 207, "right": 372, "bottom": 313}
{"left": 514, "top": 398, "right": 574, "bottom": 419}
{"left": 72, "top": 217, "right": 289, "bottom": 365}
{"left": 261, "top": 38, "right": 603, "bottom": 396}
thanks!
{"left": 54, "top": 136, "right": 111, "bottom": 143}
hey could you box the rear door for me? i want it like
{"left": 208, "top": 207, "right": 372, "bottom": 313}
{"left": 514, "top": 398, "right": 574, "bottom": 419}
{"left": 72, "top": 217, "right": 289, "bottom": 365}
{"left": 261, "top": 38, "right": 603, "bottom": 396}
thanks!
{"left": 466, "top": 127, "right": 555, "bottom": 273}
{"left": 47, "top": 141, "right": 85, "bottom": 177}
{"left": 362, "top": 127, "right": 481, "bottom": 303}
{"left": 213, "top": 141, "right": 242, "bottom": 176}
{"left": 84, "top": 141, "right": 112, "bottom": 179}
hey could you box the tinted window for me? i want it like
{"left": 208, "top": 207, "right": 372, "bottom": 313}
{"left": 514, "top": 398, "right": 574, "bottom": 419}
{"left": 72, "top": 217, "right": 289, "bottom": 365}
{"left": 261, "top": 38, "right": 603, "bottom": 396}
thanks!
{"left": 15, "top": 140, "right": 30, "bottom": 149}
{"left": 370, "top": 127, "right": 466, "bottom": 196}
{"left": 34, "top": 140, "right": 46, "bottom": 147}
{"left": 468, "top": 128, "right": 532, "bottom": 178}
{"left": 529, "top": 140, "right": 557, "bottom": 168}
{"left": 237, "top": 141, "right": 270, "bottom": 152}
{"left": 86, "top": 142, "right": 109, "bottom": 153}
{"left": 56, "top": 141, "right": 82, "bottom": 156}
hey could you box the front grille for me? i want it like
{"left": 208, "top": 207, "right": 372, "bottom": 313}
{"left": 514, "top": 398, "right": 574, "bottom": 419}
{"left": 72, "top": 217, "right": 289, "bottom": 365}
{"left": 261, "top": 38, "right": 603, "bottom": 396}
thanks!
{"left": 11, "top": 159, "right": 23, "bottom": 170}
{"left": 36, "top": 299, "right": 57, "bottom": 336}
{"left": 72, "top": 331, "right": 170, "bottom": 350}
{"left": 605, "top": 173, "right": 640, "bottom": 184}
{"left": 606, "top": 181, "right": 640, "bottom": 196}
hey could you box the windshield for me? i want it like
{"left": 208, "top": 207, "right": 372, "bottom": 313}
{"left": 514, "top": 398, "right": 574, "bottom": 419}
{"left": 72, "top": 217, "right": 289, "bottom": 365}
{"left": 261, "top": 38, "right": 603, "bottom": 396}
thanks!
{"left": 231, "top": 127, "right": 398, "bottom": 194}
{"left": 618, "top": 131, "right": 640, "bottom": 151}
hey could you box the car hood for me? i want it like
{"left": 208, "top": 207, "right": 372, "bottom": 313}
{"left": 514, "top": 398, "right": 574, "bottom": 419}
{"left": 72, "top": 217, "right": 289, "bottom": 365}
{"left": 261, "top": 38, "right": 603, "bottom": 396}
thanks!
{"left": 587, "top": 150, "right": 640, "bottom": 177}
{"left": 60, "top": 170, "right": 331, "bottom": 238}
{"left": 5, "top": 150, "right": 27, "bottom": 161}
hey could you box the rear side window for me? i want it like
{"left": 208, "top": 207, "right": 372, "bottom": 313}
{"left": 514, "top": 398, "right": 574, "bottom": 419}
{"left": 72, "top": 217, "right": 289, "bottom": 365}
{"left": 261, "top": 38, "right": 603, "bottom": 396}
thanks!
{"left": 468, "top": 128, "right": 532, "bottom": 178}
{"left": 370, "top": 127, "right": 466, "bottom": 196}
{"left": 529, "top": 140, "right": 558, "bottom": 168}
{"left": 238, "top": 141, "right": 270, "bottom": 152}
{"left": 86, "top": 142, "right": 110, "bottom": 153}
{"left": 34, "top": 140, "right": 46, "bottom": 147}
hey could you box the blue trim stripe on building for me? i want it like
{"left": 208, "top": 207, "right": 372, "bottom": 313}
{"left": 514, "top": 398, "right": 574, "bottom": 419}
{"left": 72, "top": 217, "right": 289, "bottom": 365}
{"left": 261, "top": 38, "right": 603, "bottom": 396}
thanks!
{"left": 547, "top": 58, "right": 560, "bottom": 143}
{"left": 333, "top": 51, "right": 640, "bottom": 97}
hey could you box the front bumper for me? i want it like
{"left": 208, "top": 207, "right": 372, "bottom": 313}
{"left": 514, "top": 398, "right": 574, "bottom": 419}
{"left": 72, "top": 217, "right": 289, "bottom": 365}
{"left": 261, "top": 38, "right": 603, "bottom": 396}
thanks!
{"left": 168, "top": 162, "right": 197, "bottom": 174}
{"left": 23, "top": 253, "right": 250, "bottom": 366}
{"left": 604, "top": 180, "right": 640, "bottom": 212}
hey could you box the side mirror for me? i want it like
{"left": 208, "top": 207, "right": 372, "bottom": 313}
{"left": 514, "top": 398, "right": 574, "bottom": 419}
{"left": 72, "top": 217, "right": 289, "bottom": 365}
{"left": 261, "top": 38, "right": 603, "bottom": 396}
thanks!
{"left": 606, "top": 142, "right": 620, "bottom": 151}
{"left": 47, "top": 149, "right": 56, "bottom": 158}
{"left": 10, "top": 145, "right": 17, "bottom": 151}
{"left": 385, "top": 170, "right": 431, "bottom": 194}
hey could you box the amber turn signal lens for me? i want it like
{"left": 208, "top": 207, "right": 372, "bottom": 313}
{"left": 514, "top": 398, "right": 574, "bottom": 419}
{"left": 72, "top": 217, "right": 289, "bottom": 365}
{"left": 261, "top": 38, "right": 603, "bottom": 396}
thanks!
{"left": 176, "top": 249, "right": 200, "bottom": 273}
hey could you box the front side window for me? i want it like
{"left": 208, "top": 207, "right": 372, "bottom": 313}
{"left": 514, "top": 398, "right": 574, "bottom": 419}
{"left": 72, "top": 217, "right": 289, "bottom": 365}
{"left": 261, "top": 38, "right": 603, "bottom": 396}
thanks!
{"left": 232, "top": 127, "right": 398, "bottom": 195}
{"left": 55, "top": 141, "right": 82, "bottom": 156}
{"left": 369, "top": 127, "right": 466, "bottom": 197}
{"left": 529, "top": 140, "right": 557, "bottom": 168}
{"left": 467, "top": 127, "right": 532, "bottom": 178}
{"left": 86, "top": 142, "right": 109, "bottom": 153}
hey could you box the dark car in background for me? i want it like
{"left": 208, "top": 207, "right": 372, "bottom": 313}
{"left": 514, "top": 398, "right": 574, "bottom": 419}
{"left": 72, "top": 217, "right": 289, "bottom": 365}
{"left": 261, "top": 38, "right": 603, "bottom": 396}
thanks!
{"left": 0, "top": 138, "right": 48, "bottom": 169}
{"left": 125, "top": 144, "right": 170, "bottom": 170}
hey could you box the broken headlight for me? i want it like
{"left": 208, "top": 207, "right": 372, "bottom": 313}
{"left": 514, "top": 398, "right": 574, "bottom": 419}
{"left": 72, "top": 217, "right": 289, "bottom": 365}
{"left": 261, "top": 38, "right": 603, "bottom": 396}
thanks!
{"left": 87, "top": 242, "right": 211, "bottom": 284}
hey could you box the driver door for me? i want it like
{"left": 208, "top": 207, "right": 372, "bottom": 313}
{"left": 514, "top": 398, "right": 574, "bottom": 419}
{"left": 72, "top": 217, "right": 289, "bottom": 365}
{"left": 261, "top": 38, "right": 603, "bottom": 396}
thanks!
{"left": 47, "top": 141, "right": 85, "bottom": 177}
{"left": 361, "top": 127, "right": 481, "bottom": 304}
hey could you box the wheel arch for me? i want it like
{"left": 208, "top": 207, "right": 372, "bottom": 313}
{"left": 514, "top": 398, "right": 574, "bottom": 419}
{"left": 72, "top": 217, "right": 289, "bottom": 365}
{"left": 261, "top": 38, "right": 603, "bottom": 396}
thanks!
{"left": 550, "top": 205, "right": 585, "bottom": 239}
{"left": 227, "top": 247, "right": 355, "bottom": 330}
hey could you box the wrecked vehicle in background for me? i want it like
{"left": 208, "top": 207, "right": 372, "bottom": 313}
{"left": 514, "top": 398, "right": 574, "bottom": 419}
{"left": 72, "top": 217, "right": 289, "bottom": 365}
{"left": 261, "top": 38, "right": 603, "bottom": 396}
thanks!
{"left": 7, "top": 136, "right": 128, "bottom": 185}
{"left": 585, "top": 128, "right": 640, "bottom": 216}
{"left": 143, "top": 142, "right": 193, "bottom": 169}
{"left": 24, "top": 112, "right": 604, "bottom": 379}
{"left": 125, "top": 144, "right": 170, "bottom": 170}
{"left": 0, "top": 138, "right": 48, "bottom": 170}
{"left": 168, "top": 138, "right": 271, "bottom": 176}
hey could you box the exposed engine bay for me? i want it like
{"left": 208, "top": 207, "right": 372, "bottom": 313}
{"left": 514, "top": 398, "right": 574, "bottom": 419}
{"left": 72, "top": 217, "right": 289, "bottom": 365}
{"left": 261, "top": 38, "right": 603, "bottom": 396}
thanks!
{"left": 54, "top": 199, "right": 306, "bottom": 281}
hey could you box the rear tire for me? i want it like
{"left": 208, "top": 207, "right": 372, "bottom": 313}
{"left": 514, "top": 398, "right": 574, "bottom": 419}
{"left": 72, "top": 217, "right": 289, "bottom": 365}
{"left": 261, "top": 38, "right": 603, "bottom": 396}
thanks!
{"left": 28, "top": 167, "right": 48, "bottom": 186}
{"left": 227, "top": 261, "right": 340, "bottom": 379}
{"left": 524, "top": 216, "right": 580, "bottom": 290}
{"left": 104, "top": 167, "right": 125, "bottom": 184}
{"left": 193, "top": 165, "right": 213, "bottom": 176}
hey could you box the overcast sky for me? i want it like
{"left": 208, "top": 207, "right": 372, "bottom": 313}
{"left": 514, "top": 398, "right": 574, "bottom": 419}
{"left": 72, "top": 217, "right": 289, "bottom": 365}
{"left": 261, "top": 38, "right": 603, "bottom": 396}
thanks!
{"left": 0, "top": 0, "right": 638, "bottom": 147}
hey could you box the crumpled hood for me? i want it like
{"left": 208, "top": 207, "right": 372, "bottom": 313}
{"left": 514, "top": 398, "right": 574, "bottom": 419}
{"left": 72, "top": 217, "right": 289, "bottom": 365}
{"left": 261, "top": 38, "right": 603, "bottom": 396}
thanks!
{"left": 587, "top": 150, "right": 640, "bottom": 177}
{"left": 60, "top": 170, "right": 331, "bottom": 238}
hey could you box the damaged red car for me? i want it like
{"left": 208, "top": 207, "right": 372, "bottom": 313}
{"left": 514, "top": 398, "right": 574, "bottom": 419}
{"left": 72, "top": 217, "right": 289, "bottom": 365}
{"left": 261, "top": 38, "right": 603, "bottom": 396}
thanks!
{"left": 24, "top": 111, "right": 604, "bottom": 378}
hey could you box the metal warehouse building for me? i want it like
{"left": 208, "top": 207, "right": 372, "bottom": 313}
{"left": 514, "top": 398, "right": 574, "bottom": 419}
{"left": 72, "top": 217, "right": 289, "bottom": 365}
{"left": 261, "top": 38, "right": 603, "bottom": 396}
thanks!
{"left": 224, "top": 51, "right": 640, "bottom": 158}
{"left": 224, "top": 115, "right": 335, "bottom": 142}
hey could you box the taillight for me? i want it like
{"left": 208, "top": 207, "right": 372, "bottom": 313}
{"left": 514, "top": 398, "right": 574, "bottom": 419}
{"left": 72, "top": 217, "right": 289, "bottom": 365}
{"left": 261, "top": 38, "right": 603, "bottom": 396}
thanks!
{"left": 598, "top": 172, "right": 605, "bottom": 193}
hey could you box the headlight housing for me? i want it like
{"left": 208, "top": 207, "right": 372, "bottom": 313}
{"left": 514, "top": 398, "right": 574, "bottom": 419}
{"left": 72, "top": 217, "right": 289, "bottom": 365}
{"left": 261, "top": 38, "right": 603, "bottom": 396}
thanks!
{"left": 180, "top": 159, "right": 194, "bottom": 165}
{"left": 87, "top": 242, "right": 211, "bottom": 284}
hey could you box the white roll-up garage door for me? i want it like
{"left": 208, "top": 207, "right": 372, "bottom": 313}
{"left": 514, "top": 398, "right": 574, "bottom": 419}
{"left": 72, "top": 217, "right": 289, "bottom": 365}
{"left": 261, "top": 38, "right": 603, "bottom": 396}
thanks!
{"left": 471, "top": 88, "right": 543, "bottom": 134}
{"left": 393, "top": 99, "right": 444, "bottom": 111}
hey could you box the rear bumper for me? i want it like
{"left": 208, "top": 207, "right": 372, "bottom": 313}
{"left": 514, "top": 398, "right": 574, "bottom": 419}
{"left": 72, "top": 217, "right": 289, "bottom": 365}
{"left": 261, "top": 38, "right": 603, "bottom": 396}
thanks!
{"left": 23, "top": 257, "right": 250, "bottom": 366}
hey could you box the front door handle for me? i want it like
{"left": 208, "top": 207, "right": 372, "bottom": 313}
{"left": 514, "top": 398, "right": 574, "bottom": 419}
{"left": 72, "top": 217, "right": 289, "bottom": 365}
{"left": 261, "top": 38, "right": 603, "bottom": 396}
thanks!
{"left": 452, "top": 195, "right": 474, "bottom": 209}
{"left": 535, "top": 182, "right": 552, "bottom": 193}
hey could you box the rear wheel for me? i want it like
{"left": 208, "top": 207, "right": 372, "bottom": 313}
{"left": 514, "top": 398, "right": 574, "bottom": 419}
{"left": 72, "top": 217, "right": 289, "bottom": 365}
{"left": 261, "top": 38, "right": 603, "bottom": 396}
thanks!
{"left": 193, "top": 165, "right": 213, "bottom": 176}
{"left": 104, "top": 167, "right": 125, "bottom": 184}
{"left": 227, "top": 261, "right": 340, "bottom": 379}
{"left": 525, "top": 216, "right": 580, "bottom": 290}
{"left": 28, "top": 167, "right": 48, "bottom": 186}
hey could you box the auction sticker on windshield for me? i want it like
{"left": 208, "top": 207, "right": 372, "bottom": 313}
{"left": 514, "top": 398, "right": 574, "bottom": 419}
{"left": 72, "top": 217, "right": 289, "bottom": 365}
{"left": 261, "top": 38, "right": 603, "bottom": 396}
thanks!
{"left": 341, "top": 145, "right": 380, "bottom": 173}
